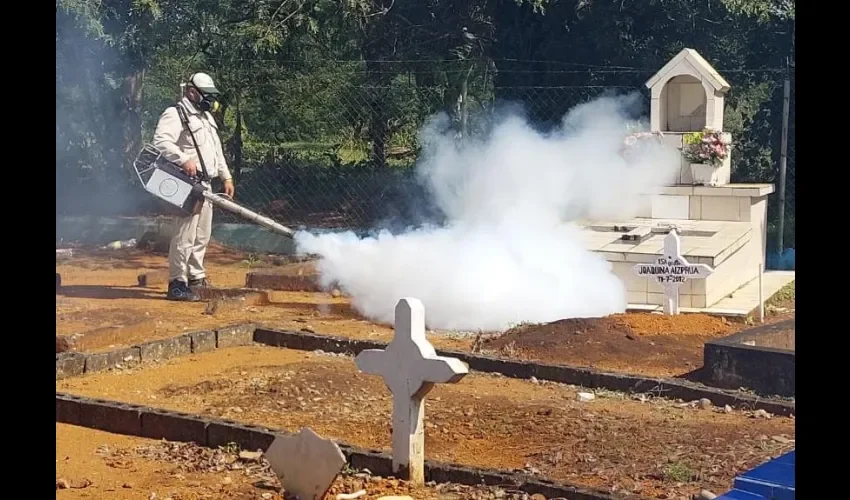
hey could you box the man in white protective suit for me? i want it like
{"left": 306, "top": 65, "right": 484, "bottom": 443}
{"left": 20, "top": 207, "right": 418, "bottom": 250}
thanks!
{"left": 153, "top": 72, "right": 235, "bottom": 302}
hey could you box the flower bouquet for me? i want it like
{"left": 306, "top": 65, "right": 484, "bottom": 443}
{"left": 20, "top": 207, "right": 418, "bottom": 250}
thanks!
{"left": 620, "top": 131, "right": 664, "bottom": 159}
{"left": 683, "top": 129, "right": 732, "bottom": 186}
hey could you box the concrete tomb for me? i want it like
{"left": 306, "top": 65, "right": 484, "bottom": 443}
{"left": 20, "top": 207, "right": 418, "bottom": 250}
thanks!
{"left": 577, "top": 48, "right": 793, "bottom": 315}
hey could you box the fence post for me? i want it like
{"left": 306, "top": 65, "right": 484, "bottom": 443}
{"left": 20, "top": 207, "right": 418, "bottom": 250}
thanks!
{"left": 775, "top": 60, "right": 791, "bottom": 257}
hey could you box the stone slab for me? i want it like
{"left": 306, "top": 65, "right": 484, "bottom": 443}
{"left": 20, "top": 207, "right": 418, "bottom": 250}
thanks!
{"left": 141, "top": 410, "right": 209, "bottom": 443}
{"left": 84, "top": 347, "right": 141, "bottom": 373}
{"left": 216, "top": 324, "right": 256, "bottom": 348}
{"left": 188, "top": 330, "right": 217, "bottom": 353}
{"left": 206, "top": 419, "right": 276, "bottom": 451}
{"left": 650, "top": 184, "right": 775, "bottom": 198}
{"left": 266, "top": 428, "right": 347, "bottom": 500}
{"left": 197, "top": 287, "right": 269, "bottom": 301}
{"left": 578, "top": 219, "right": 752, "bottom": 265}
{"left": 56, "top": 353, "right": 85, "bottom": 380}
{"left": 78, "top": 399, "right": 143, "bottom": 436}
{"left": 56, "top": 394, "right": 83, "bottom": 425}
{"left": 203, "top": 292, "right": 269, "bottom": 315}
{"left": 245, "top": 270, "right": 324, "bottom": 292}
{"left": 136, "top": 335, "right": 192, "bottom": 362}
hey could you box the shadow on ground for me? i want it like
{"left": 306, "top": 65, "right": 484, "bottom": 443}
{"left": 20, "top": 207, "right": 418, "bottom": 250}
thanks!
{"left": 57, "top": 285, "right": 164, "bottom": 300}
{"left": 271, "top": 301, "right": 363, "bottom": 320}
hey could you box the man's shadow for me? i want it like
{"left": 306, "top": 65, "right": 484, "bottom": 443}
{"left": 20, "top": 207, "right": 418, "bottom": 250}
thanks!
{"left": 57, "top": 285, "right": 164, "bottom": 300}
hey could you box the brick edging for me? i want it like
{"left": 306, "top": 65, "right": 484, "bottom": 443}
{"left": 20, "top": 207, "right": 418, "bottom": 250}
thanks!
{"left": 56, "top": 323, "right": 795, "bottom": 416}
{"left": 56, "top": 324, "right": 256, "bottom": 379}
{"left": 253, "top": 328, "right": 796, "bottom": 416}
{"left": 56, "top": 393, "right": 635, "bottom": 500}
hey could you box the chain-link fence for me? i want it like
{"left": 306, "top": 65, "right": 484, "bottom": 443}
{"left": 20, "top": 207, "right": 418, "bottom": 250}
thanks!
{"left": 56, "top": 64, "right": 795, "bottom": 249}
{"left": 216, "top": 80, "right": 642, "bottom": 231}
{"left": 755, "top": 69, "right": 795, "bottom": 255}
{"left": 783, "top": 141, "right": 795, "bottom": 249}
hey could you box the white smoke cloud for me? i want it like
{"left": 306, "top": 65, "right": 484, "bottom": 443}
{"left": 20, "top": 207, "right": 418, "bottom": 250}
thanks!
{"left": 295, "top": 93, "right": 680, "bottom": 331}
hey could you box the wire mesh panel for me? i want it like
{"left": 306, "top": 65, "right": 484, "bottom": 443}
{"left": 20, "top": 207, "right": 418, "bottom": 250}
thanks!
{"left": 56, "top": 63, "right": 794, "bottom": 248}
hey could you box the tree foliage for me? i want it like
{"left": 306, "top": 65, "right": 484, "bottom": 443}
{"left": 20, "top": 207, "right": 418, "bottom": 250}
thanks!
{"left": 56, "top": 0, "right": 795, "bottom": 245}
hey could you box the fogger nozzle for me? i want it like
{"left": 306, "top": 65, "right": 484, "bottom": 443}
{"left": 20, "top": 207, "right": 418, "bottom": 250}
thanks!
{"left": 203, "top": 192, "right": 296, "bottom": 238}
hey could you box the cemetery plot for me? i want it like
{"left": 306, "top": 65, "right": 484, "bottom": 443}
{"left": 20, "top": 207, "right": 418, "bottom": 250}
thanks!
{"left": 56, "top": 422, "right": 269, "bottom": 499}
{"left": 57, "top": 423, "right": 523, "bottom": 500}
{"left": 57, "top": 246, "right": 793, "bottom": 377}
{"left": 55, "top": 245, "right": 400, "bottom": 354}
{"left": 480, "top": 314, "right": 736, "bottom": 378}
{"left": 56, "top": 345, "right": 796, "bottom": 500}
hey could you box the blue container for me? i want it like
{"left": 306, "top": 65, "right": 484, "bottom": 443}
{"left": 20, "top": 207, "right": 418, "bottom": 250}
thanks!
{"left": 766, "top": 248, "right": 796, "bottom": 271}
{"left": 716, "top": 451, "right": 795, "bottom": 499}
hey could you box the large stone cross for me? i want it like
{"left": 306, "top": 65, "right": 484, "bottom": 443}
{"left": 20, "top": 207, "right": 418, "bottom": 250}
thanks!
{"left": 354, "top": 297, "right": 469, "bottom": 485}
{"left": 632, "top": 229, "right": 714, "bottom": 314}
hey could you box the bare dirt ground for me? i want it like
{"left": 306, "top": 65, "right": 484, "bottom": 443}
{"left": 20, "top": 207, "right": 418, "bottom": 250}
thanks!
{"left": 58, "top": 423, "right": 526, "bottom": 500}
{"left": 56, "top": 245, "right": 795, "bottom": 377}
{"left": 57, "top": 346, "right": 796, "bottom": 500}
{"left": 478, "top": 308, "right": 795, "bottom": 378}
{"left": 57, "top": 422, "right": 268, "bottom": 499}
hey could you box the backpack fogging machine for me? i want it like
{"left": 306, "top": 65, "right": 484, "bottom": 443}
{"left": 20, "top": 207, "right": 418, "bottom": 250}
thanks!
{"left": 132, "top": 145, "right": 295, "bottom": 238}
{"left": 131, "top": 105, "right": 295, "bottom": 239}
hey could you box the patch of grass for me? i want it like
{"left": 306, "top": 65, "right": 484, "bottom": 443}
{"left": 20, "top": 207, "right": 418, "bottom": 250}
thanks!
{"left": 220, "top": 442, "right": 241, "bottom": 454}
{"left": 499, "top": 341, "right": 522, "bottom": 358}
{"left": 767, "top": 280, "right": 795, "bottom": 306}
{"left": 277, "top": 141, "right": 336, "bottom": 150}
{"left": 664, "top": 461, "right": 694, "bottom": 483}
{"left": 241, "top": 253, "right": 262, "bottom": 268}
{"left": 503, "top": 321, "right": 538, "bottom": 333}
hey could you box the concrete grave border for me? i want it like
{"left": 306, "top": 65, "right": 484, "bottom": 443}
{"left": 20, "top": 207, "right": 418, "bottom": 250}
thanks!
{"left": 55, "top": 392, "right": 634, "bottom": 500}
{"left": 56, "top": 323, "right": 795, "bottom": 416}
{"left": 253, "top": 328, "right": 795, "bottom": 416}
{"left": 245, "top": 270, "right": 326, "bottom": 292}
{"left": 703, "top": 319, "right": 795, "bottom": 398}
{"left": 55, "top": 324, "right": 254, "bottom": 379}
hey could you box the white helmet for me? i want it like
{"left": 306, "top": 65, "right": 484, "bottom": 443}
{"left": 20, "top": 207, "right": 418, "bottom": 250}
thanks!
{"left": 187, "top": 72, "right": 220, "bottom": 95}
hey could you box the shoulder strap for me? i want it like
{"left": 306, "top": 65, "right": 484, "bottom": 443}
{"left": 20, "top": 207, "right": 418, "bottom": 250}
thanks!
{"left": 174, "top": 103, "right": 210, "bottom": 182}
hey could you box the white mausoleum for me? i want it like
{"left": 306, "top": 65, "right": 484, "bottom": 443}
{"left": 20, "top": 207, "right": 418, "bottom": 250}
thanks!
{"left": 577, "top": 49, "right": 793, "bottom": 315}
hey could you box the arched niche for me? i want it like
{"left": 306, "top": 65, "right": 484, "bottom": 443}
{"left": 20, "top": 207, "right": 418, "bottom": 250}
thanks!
{"left": 660, "top": 75, "right": 706, "bottom": 132}
{"left": 646, "top": 49, "right": 730, "bottom": 133}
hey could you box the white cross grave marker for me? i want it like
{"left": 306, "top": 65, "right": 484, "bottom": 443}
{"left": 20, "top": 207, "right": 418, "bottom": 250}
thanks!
{"left": 354, "top": 297, "right": 469, "bottom": 486}
{"left": 631, "top": 229, "right": 714, "bottom": 315}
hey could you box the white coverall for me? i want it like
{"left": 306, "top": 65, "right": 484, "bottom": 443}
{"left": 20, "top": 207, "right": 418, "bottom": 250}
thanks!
{"left": 153, "top": 97, "right": 233, "bottom": 284}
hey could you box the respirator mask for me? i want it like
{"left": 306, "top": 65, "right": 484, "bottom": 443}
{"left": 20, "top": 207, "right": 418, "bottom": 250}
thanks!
{"left": 193, "top": 86, "right": 221, "bottom": 113}
{"left": 185, "top": 73, "right": 222, "bottom": 113}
